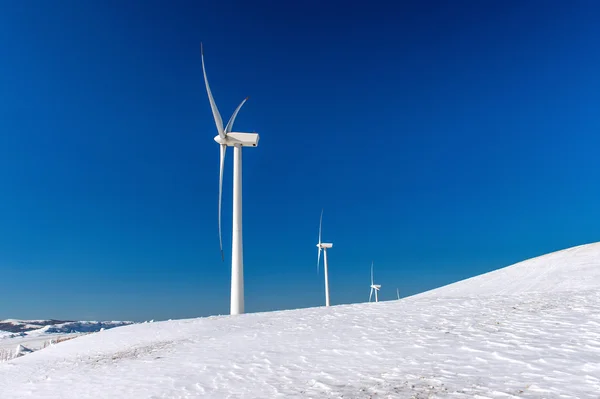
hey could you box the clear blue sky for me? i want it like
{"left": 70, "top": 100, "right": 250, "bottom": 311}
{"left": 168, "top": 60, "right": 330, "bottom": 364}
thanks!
{"left": 1, "top": 1, "right": 599, "bottom": 321}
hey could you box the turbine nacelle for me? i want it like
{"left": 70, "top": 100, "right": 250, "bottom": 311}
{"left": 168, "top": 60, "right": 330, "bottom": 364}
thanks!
{"left": 202, "top": 44, "right": 259, "bottom": 268}
{"left": 213, "top": 132, "right": 260, "bottom": 147}
{"left": 316, "top": 209, "right": 333, "bottom": 307}
{"left": 369, "top": 262, "right": 381, "bottom": 302}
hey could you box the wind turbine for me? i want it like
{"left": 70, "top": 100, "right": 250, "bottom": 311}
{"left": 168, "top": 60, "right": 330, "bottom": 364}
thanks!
{"left": 201, "top": 44, "right": 259, "bottom": 315}
{"left": 396, "top": 287, "right": 400, "bottom": 300}
{"left": 369, "top": 262, "right": 381, "bottom": 302}
{"left": 316, "top": 209, "right": 333, "bottom": 307}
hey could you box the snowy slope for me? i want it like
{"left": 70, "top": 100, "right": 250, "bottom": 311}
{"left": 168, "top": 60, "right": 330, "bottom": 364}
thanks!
{"left": 0, "top": 320, "right": 134, "bottom": 362}
{"left": 417, "top": 242, "right": 600, "bottom": 297}
{"left": 0, "top": 243, "right": 599, "bottom": 398}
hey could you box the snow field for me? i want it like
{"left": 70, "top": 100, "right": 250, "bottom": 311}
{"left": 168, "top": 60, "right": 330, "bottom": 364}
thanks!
{"left": 1, "top": 242, "right": 599, "bottom": 398}
{"left": 1, "top": 289, "right": 599, "bottom": 398}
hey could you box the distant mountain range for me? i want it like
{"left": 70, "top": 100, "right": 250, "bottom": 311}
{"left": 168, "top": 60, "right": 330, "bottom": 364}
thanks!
{"left": 0, "top": 320, "right": 71, "bottom": 333}
{"left": 0, "top": 319, "right": 134, "bottom": 335}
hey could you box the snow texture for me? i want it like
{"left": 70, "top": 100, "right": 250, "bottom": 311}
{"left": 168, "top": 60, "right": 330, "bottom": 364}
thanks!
{"left": 1, "top": 243, "right": 599, "bottom": 398}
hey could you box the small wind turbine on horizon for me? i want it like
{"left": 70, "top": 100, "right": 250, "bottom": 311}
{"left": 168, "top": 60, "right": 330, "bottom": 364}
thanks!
{"left": 396, "top": 288, "right": 400, "bottom": 300}
{"left": 316, "top": 209, "right": 333, "bottom": 307}
{"left": 369, "top": 262, "right": 381, "bottom": 303}
{"left": 201, "top": 44, "right": 260, "bottom": 316}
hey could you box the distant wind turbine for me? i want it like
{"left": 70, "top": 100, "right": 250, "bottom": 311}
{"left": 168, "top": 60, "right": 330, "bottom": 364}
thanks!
{"left": 201, "top": 44, "right": 260, "bottom": 316}
{"left": 369, "top": 262, "right": 381, "bottom": 302}
{"left": 316, "top": 210, "right": 333, "bottom": 307}
{"left": 396, "top": 288, "right": 400, "bottom": 300}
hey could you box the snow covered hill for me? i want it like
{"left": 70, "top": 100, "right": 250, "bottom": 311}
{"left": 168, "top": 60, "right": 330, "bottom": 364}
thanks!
{"left": 416, "top": 242, "right": 600, "bottom": 298}
{"left": 0, "top": 320, "right": 134, "bottom": 362}
{"left": 0, "top": 243, "right": 599, "bottom": 398}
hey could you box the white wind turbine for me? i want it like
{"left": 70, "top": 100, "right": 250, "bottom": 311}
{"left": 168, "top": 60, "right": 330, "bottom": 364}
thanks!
{"left": 316, "top": 209, "right": 333, "bottom": 307}
{"left": 201, "top": 44, "right": 259, "bottom": 315}
{"left": 369, "top": 262, "right": 381, "bottom": 302}
{"left": 396, "top": 287, "right": 400, "bottom": 300}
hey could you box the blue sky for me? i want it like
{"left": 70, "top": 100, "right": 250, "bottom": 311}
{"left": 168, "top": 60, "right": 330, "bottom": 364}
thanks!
{"left": 1, "top": 1, "right": 599, "bottom": 321}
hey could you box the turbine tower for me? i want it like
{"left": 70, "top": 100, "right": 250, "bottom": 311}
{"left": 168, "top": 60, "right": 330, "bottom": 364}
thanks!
{"left": 201, "top": 44, "right": 259, "bottom": 315}
{"left": 369, "top": 262, "right": 381, "bottom": 302}
{"left": 396, "top": 287, "right": 400, "bottom": 300}
{"left": 316, "top": 209, "right": 333, "bottom": 307}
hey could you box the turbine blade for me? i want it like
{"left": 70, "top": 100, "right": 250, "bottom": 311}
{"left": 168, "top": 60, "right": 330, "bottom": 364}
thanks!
{"left": 369, "top": 288, "right": 373, "bottom": 302}
{"left": 218, "top": 144, "right": 226, "bottom": 261}
{"left": 317, "top": 247, "right": 321, "bottom": 274}
{"left": 371, "top": 261, "right": 374, "bottom": 285}
{"left": 201, "top": 43, "right": 225, "bottom": 139}
{"left": 318, "top": 209, "right": 323, "bottom": 245}
{"left": 225, "top": 97, "right": 249, "bottom": 133}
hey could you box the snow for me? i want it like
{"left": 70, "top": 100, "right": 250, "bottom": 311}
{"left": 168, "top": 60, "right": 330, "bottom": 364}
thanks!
{"left": 0, "top": 320, "right": 133, "bottom": 362}
{"left": 0, "top": 320, "right": 52, "bottom": 332}
{"left": 0, "top": 331, "right": 21, "bottom": 340}
{"left": 14, "top": 344, "right": 33, "bottom": 357}
{"left": 416, "top": 242, "right": 600, "bottom": 298}
{"left": 0, "top": 320, "right": 131, "bottom": 334}
{"left": 1, "top": 243, "right": 599, "bottom": 398}
{"left": 33, "top": 320, "right": 133, "bottom": 334}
